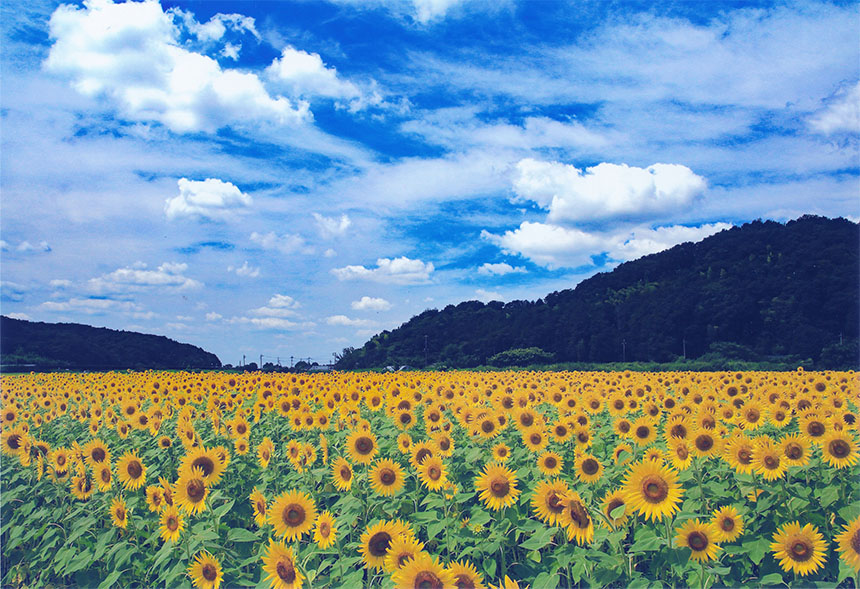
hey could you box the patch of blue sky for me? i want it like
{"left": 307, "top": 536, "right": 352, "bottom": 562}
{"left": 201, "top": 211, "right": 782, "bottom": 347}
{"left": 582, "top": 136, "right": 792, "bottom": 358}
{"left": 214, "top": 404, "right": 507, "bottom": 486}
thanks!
{"left": 175, "top": 241, "right": 235, "bottom": 255}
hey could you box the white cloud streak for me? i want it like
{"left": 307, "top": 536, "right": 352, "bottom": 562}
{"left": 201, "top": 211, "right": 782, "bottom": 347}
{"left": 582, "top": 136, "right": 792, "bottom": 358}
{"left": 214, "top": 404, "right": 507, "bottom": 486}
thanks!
{"left": 332, "top": 257, "right": 434, "bottom": 285}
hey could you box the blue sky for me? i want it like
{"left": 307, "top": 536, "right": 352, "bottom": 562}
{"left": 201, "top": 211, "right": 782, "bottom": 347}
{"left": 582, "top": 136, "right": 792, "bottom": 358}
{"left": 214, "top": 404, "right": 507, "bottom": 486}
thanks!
{"left": 1, "top": 0, "right": 858, "bottom": 366}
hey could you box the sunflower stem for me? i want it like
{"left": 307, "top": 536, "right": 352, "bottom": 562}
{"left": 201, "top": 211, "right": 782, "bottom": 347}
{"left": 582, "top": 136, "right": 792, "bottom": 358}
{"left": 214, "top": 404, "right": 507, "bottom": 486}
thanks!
{"left": 699, "top": 559, "right": 706, "bottom": 589}
{"left": 693, "top": 458, "right": 709, "bottom": 512}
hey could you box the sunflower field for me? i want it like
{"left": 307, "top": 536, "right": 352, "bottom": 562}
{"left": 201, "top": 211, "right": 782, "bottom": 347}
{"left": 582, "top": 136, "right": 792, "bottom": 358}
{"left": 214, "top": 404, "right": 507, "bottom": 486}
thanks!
{"left": 1, "top": 369, "right": 859, "bottom": 589}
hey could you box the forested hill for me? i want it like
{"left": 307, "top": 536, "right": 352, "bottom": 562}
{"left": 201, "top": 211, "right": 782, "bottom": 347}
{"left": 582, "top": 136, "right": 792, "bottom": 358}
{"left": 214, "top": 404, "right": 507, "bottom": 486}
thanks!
{"left": 337, "top": 216, "right": 859, "bottom": 370}
{"left": 0, "top": 317, "right": 221, "bottom": 370}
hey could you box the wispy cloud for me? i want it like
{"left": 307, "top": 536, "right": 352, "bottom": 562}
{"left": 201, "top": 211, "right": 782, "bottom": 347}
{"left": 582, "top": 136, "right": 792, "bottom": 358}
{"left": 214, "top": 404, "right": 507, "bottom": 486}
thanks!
{"left": 332, "top": 257, "right": 434, "bottom": 285}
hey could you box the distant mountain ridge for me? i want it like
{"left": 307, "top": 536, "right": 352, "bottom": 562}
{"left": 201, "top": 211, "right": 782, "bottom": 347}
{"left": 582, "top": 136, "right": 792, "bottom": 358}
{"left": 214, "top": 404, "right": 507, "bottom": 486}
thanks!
{"left": 336, "top": 215, "right": 859, "bottom": 369}
{"left": 0, "top": 317, "right": 221, "bottom": 370}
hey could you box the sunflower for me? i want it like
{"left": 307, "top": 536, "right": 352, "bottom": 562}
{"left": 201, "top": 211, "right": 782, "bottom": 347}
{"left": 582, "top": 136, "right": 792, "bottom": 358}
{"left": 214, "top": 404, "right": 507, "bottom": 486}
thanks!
{"left": 691, "top": 428, "right": 721, "bottom": 459}
{"left": 531, "top": 478, "right": 570, "bottom": 526}
{"left": 110, "top": 496, "right": 129, "bottom": 529}
{"left": 396, "top": 433, "right": 413, "bottom": 454}
{"left": 666, "top": 437, "right": 693, "bottom": 471}
{"left": 522, "top": 427, "right": 549, "bottom": 452}
{"left": 359, "top": 520, "right": 400, "bottom": 571}
{"left": 475, "top": 462, "right": 520, "bottom": 511}
{"left": 250, "top": 487, "right": 268, "bottom": 527}
{"left": 492, "top": 443, "right": 511, "bottom": 463}
{"left": 799, "top": 414, "right": 829, "bottom": 443}
{"left": 346, "top": 429, "right": 378, "bottom": 465}
{"left": 234, "top": 437, "right": 250, "bottom": 455}
{"left": 370, "top": 459, "right": 405, "bottom": 496}
{"left": 550, "top": 421, "right": 573, "bottom": 443}
{"left": 175, "top": 467, "right": 209, "bottom": 515}
{"left": 268, "top": 490, "right": 317, "bottom": 542}
{"left": 95, "top": 463, "right": 113, "bottom": 492}
{"left": 179, "top": 447, "right": 224, "bottom": 486}
{"left": 738, "top": 401, "right": 767, "bottom": 431}
{"left": 573, "top": 426, "right": 592, "bottom": 449}
{"left": 82, "top": 438, "right": 111, "bottom": 468}
{"left": 752, "top": 443, "right": 786, "bottom": 481}
{"left": 417, "top": 455, "right": 448, "bottom": 491}
{"left": 431, "top": 432, "right": 454, "bottom": 456}
{"left": 257, "top": 437, "right": 275, "bottom": 469}
{"left": 331, "top": 457, "right": 354, "bottom": 491}
{"left": 188, "top": 550, "right": 223, "bottom": 589}
{"left": 622, "top": 460, "right": 684, "bottom": 522}
{"left": 158, "top": 435, "right": 173, "bottom": 449}
{"left": 559, "top": 491, "right": 594, "bottom": 545}
{"left": 835, "top": 515, "right": 860, "bottom": 572}
{"left": 71, "top": 474, "right": 95, "bottom": 501}
{"left": 262, "top": 538, "right": 304, "bottom": 589}
{"left": 675, "top": 519, "right": 721, "bottom": 562}
{"left": 821, "top": 431, "right": 859, "bottom": 469}
{"left": 146, "top": 484, "right": 166, "bottom": 512}
{"left": 601, "top": 489, "right": 629, "bottom": 529}
{"left": 631, "top": 417, "right": 657, "bottom": 446}
{"left": 723, "top": 435, "right": 756, "bottom": 474}
{"left": 447, "top": 560, "right": 485, "bottom": 589}
{"left": 711, "top": 505, "right": 744, "bottom": 542}
{"left": 116, "top": 451, "right": 147, "bottom": 491}
{"left": 383, "top": 535, "right": 426, "bottom": 573}
{"left": 50, "top": 446, "right": 70, "bottom": 471}
{"left": 391, "top": 551, "right": 455, "bottom": 589}
{"left": 409, "top": 441, "right": 436, "bottom": 469}
{"left": 770, "top": 521, "right": 827, "bottom": 576}
{"left": 574, "top": 453, "right": 603, "bottom": 484}
{"left": 313, "top": 511, "right": 337, "bottom": 549}
{"left": 779, "top": 434, "right": 811, "bottom": 467}
{"left": 613, "top": 442, "right": 634, "bottom": 465}
{"left": 159, "top": 505, "right": 185, "bottom": 543}
{"left": 474, "top": 413, "right": 501, "bottom": 439}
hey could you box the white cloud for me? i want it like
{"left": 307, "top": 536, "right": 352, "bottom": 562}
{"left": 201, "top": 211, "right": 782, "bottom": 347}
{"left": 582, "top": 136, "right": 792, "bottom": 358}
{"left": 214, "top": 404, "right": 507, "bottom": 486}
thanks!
{"left": 6, "top": 313, "right": 32, "bottom": 320}
{"left": 227, "top": 316, "right": 309, "bottom": 330}
{"left": 514, "top": 158, "right": 707, "bottom": 223}
{"left": 351, "top": 296, "right": 392, "bottom": 311}
{"left": 44, "top": 0, "right": 309, "bottom": 133}
{"left": 332, "top": 257, "right": 434, "bottom": 285}
{"left": 313, "top": 213, "right": 352, "bottom": 238}
{"left": 482, "top": 221, "right": 734, "bottom": 269}
{"left": 165, "top": 177, "right": 251, "bottom": 221}
{"left": 221, "top": 43, "right": 241, "bottom": 61}
{"left": 477, "top": 262, "right": 527, "bottom": 276}
{"left": 475, "top": 288, "right": 503, "bottom": 302}
{"left": 266, "top": 47, "right": 365, "bottom": 108}
{"left": 171, "top": 10, "right": 260, "bottom": 43}
{"left": 324, "top": 248, "right": 337, "bottom": 258}
{"left": 808, "top": 81, "right": 860, "bottom": 135}
{"left": 326, "top": 314, "right": 376, "bottom": 327}
{"left": 49, "top": 279, "right": 72, "bottom": 288}
{"left": 2, "top": 240, "right": 51, "bottom": 253}
{"left": 228, "top": 261, "right": 260, "bottom": 278}
{"left": 205, "top": 312, "right": 223, "bottom": 321}
{"left": 87, "top": 261, "right": 202, "bottom": 293}
{"left": 250, "top": 231, "right": 314, "bottom": 255}
{"left": 247, "top": 294, "right": 301, "bottom": 318}
{"left": 39, "top": 297, "right": 143, "bottom": 314}
{"left": 269, "top": 294, "right": 301, "bottom": 309}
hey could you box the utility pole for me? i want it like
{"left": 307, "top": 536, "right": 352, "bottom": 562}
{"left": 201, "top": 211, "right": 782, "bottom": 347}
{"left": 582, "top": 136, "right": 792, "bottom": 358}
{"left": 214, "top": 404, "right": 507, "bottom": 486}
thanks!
{"left": 260, "top": 354, "right": 263, "bottom": 369}
{"left": 290, "top": 356, "right": 293, "bottom": 368}
{"left": 242, "top": 354, "right": 245, "bottom": 368}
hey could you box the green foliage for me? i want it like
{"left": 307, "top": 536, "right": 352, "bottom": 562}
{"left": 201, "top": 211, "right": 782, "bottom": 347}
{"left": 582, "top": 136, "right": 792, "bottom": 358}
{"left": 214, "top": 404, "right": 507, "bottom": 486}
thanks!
{"left": 488, "top": 347, "right": 555, "bottom": 367}
{"left": 337, "top": 216, "right": 859, "bottom": 370}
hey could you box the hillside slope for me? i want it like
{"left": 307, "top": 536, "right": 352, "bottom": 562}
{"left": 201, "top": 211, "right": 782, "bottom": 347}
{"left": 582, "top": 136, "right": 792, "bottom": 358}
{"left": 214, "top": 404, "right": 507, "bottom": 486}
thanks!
{"left": 337, "top": 216, "right": 859, "bottom": 369}
{"left": 0, "top": 317, "right": 221, "bottom": 370}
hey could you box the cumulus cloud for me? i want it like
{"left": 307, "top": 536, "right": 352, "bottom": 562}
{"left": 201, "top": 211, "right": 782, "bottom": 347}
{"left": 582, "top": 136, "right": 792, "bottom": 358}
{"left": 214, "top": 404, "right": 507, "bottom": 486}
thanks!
{"left": 326, "top": 314, "right": 376, "bottom": 327}
{"left": 171, "top": 9, "right": 260, "bottom": 43}
{"left": 205, "top": 312, "right": 223, "bottom": 321}
{"left": 332, "top": 257, "right": 434, "bottom": 285}
{"left": 351, "top": 296, "right": 392, "bottom": 311}
{"left": 475, "top": 288, "right": 503, "bottom": 302}
{"left": 477, "top": 262, "right": 527, "bottom": 276}
{"left": 39, "top": 297, "right": 144, "bottom": 314}
{"left": 269, "top": 294, "right": 301, "bottom": 309}
{"left": 250, "top": 232, "right": 314, "bottom": 255}
{"left": 313, "top": 213, "right": 352, "bottom": 238}
{"left": 247, "top": 294, "right": 302, "bottom": 318}
{"left": 482, "top": 222, "right": 733, "bottom": 269}
{"left": 808, "top": 81, "right": 860, "bottom": 135}
{"left": 50, "top": 279, "right": 72, "bottom": 288}
{"left": 88, "top": 261, "right": 202, "bottom": 293}
{"left": 2, "top": 240, "right": 51, "bottom": 253}
{"left": 227, "top": 316, "right": 311, "bottom": 330}
{"left": 513, "top": 158, "right": 707, "bottom": 223}
{"left": 266, "top": 47, "right": 367, "bottom": 108}
{"left": 44, "top": 0, "right": 309, "bottom": 133}
{"left": 227, "top": 261, "right": 260, "bottom": 278}
{"left": 165, "top": 178, "right": 251, "bottom": 221}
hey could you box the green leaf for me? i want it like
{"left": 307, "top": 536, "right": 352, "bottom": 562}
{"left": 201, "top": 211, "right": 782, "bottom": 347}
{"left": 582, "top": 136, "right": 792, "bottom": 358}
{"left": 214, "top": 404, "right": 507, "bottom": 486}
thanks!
{"left": 630, "top": 528, "right": 664, "bottom": 552}
{"left": 519, "top": 526, "right": 557, "bottom": 551}
{"left": 98, "top": 570, "right": 123, "bottom": 589}
{"left": 469, "top": 509, "right": 491, "bottom": 527}
{"left": 214, "top": 499, "right": 236, "bottom": 519}
{"left": 483, "top": 558, "right": 496, "bottom": 579}
{"left": 427, "top": 520, "right": 446, "bottom": 539}
{"left": 228, "top": 528, "right": 260, "bottom": 543}
{"left": 817, "top": 486, "right": 839, "bottom": 508}
{"left": 532, "top": 571, "right": 559, "bottom": 589}
{"left": 759, "top": 573, "right": 783, "bottom": 586}
{"left": 609, "top": 504, "right": 626, "bottom": 519}
{"left": 741, "top": 537, "right": 770, "bottom": 565}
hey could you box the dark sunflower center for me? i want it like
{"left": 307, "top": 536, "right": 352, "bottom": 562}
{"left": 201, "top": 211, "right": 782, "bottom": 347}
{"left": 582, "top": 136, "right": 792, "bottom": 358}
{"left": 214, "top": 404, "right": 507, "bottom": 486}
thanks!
{"left": 340, "top": 466, "right": 352, "bottom": 481}
{"left": 635, "top": 426, "right": 650, "bottom": 439}
{"left": 544, "top": 456, "right": 558, "bottom": 470}
{"left": 481, "top": 420, "right": 495, "bottom": 433}
{"left": 202, "top": 563, "right": 217, "bottom": 581}
{"left": 320, "top": 522, "right": 330, "bottom": 536}
{"left": 415, "top": 571, "right": 443, "bottom": 589}
{"left": 490, "top": 478, "right": 510, "bottom": 498}
{"left": 721, "top": 517, "right": 735, "bottom": 532}
{"left": 116, "top": 507, "right": 126, "bottom": 520}
{"left": 737, "top": 448, "right": 752, "bottom": 464}
{"left": 7, "top": 434, "right": 21, "bottom": 450}
{"left": 746, "top": 409, "right": 760, "bottom": 423}
{"left": 808, "top": 421, "right": 825, "bottom": 437}
{"left": 614, "top": 400, "right": 625, "bottom": 410}
{"left": 785, "top": 443, "right": 803, "bottom": 460}
{"left": 568, "top": 501, "right": 590, "bottom": 529}
{"left": 101, "top": 469, "right": 111, "bottom": 483}
{"left": 497, "top": 447, "right": 508, "bottom": 457}
{"left": 380, "top": 468, "right": 396, "bottom": 485}
{"left": 192, "top": 457, "right": 215, "bottom": 477}
{"left": 91, "top": 448, "right": 106, "bottom": 462}
{"left": 688, "top": 531, "right": 708, "bottom": 552}
{"left": 829, "top": 439, "right": 850, "bottom": 458}
{"left": 619, "top": 421, "right": 631, "bottom": 433}
{"left": 415, "top": 448, "right": 431, "bottom": 464}
{"left": 284, "top": 505, "right": 305, "bottom": 526}
{"left": 695, "top": 435, "right": 713, "bottom": 452}
{"left": 356, "top": 437, "right": 373, "bottom": 454}
{"left": 607, "top": 499, "right": 624, "bottom": 517}
{"left": 368, "top": 531, "right": 392, "bottom": 556}
{"left": 790, "top": 539, "right": 813, "bottom": 561}
{"left": 763, "top": 455, "right": 779, "bottom": 469}
{"left": 555, "top": 425, "right": 568, "bottom": 437}
{"left": 57, "top": 454, "right": 67, "bottom": 466}
{"left": 167, "top": 516, "right": 179, "bottom": 531}
{"left": 520, "top": 414, "right": 534, "bottom": 427}
{"left": 256, "top": 500, "right": 266, "bottom": 514}
{"left": 236, "top": 423, "right": 247, "bottom": 435}
{"left": 577, "top": 432, "right": 589, "bottom": 443}
{"left": 676, "top": 445, "right": 689, "bottom": 460}
{"left": 4, "top": 411, "right": 14, "bottom": 421}
{"left": 187, "top": 479, "right": 206, "bottom": 502}
{"left": 127, "top": 460, "right": 143, "bottom": 478}
{"left": 641, "top": 475, "right": 669, "bottom": 503}
{"left": 850, "top": 529, "right": 860, "bottom": 554}
{"left": 670, "top": 424, "right": 686, "bottom": 438}
{"left": 428, "top": 466, "right": 441, "bottom": 480}
{"left": 399, "top": 413, "right": 412, "bottom": 425}
{"left": 547, "top": 492, "right": 563, "bottom": 512}
{"left": 529, "top": 433, "right": 541, "bottom": 445}
{"left": 439, "top": 439, "right": 451, "bottom": 451}
{"left": 582, "top": 458, "right": 599, "bottom": 475}
{"left": 455, "top": 573, "right": 476, "bottom": 589}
